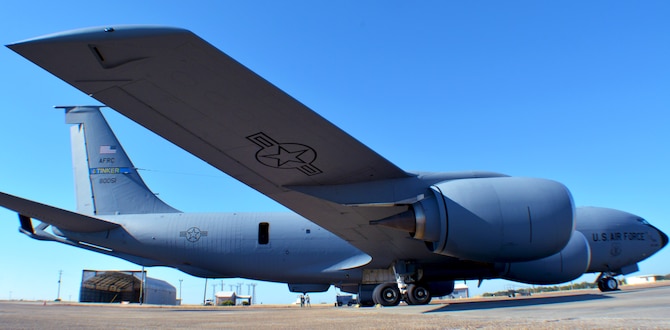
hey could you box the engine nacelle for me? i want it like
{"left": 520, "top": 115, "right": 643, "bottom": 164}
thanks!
{"left": 414, "top": 177, "right": 575, "bottom": 262}
{"left": 427, "top": 280, "right": 455, "bottom": 297}
{"left": 500, "top": 231, "right": 591, "bottom": 284}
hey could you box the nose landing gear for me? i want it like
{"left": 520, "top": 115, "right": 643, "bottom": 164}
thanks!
{"left": 596, "top": 273, "right": 620, "bottom": 292}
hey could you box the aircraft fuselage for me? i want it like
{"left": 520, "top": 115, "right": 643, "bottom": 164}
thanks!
{"left": 59, "top": 212, "right": 367, "bottom": 285}
{"left": 52, "top": 203, "right": 667, "bottom": 292}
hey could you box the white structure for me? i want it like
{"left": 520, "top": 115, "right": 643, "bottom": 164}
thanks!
{"left": 450, "top": 283, "right": 469, "bottom": 299}
{"left": 626, "top": 275, "right": 663, "bottom": 285}
{"left": 215, "top": 291, "right": 252, "bottom": 305}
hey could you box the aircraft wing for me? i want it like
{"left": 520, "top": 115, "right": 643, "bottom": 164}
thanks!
{"left": 0, "top": 192, "right": 119, "bottom": 233}
{"left": 7, "top": 26, "right": 438, "bottom": 266}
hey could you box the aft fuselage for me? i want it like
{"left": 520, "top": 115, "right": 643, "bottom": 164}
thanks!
{"left": 60, "top": 212, "right": 367, "bottom": 285}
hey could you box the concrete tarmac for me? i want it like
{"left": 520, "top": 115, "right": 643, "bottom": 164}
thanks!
{"left": 1, "top": 283, "right": 668, "bottom": 329}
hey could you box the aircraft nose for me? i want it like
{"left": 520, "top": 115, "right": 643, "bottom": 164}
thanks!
{"left": 649, "top": 224, "right": 668, "bottom": 249}
{"left": 658, "top": 227, "right": 668, "bottom": 249}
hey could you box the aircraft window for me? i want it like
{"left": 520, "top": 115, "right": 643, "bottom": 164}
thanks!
{"left": 637, "top": 218, "right": 650, "bottom": 225}
{"left": 258, "top": 222, "right": 269, "bottom": 245}
{"left": 305, "top": 229, "right": 311, "bottom": 234}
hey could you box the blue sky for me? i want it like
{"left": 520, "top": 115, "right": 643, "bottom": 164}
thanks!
{"left": 1, "top": 1, "right": 669, "bottom": 305}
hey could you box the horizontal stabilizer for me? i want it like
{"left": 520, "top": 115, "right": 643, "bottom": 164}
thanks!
{"left": 0, "top": 192, "right": 119, "bottom": 232}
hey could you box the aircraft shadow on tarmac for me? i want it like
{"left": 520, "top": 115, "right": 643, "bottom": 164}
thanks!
{"left": 428, "top": 293, "right": 612, "bottom": 313}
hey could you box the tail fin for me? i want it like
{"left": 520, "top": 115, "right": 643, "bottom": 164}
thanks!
{"left": 60, "top": 106, "right": 180, "bottom": 215}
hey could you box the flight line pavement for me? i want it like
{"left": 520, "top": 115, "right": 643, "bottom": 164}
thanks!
{"left": 0, "top": 282, "right": 668, "bottom": 329}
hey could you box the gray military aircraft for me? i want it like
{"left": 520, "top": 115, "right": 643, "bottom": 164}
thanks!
{"left": 3, "top": 26, "right": 667, "bottom": 306}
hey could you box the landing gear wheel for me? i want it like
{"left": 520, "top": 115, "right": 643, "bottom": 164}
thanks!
{"left": 372, "top": 283, "right": 401, "bottom": 306}
{"left": 604, "top": 277, "right": 618, "bottom": 291}
{"left": 597, "top": 279, "right": 605, "bottom": 291}
{"left": 357, "top": 284, "right": 376, "bottom": 307}
{"left": 406, "top": 283, "right": 431, "bottom": 305}
{"left": 597, "top": 276, "right": 619, "bottom": 292}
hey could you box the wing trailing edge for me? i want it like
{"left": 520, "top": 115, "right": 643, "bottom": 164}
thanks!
{"left": 288, "top": 171, "right": 508, "bottom": 206}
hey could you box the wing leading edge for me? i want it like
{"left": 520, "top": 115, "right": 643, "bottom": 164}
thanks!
{"left": 7, "top": 26, "right": 437, "bottom": 266}
{"left": 7, "top": 26, "right": 409, "bottom": 187}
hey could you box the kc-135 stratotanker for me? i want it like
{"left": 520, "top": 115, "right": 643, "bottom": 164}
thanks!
{"left": 2, "top": 26, "right": 666, "bottom": 306}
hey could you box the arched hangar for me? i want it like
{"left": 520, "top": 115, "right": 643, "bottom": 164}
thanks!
{"left": 79, "top": 270, "right": 176, "bottom": 305}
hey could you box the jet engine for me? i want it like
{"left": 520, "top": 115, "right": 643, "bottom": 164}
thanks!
{"left": 376, "top": 177, "right": 575, "bottom": 262}
{"left": 427, "top": 280, "right": 455, "bottom": 297}
{"left": 500, "top": 231, "right": 591, "bottom": 284}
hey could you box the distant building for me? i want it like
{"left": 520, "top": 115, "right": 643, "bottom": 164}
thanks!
{"left": 215, "top": 291, "right": 237, "bottom": 305}
{"left": 625, "top": 275, "right": 664, "bottom": 285}
{"left": 215, "top": 291, "right": 252, "bottom": 305}
{"left": 79, "top": 270, "right": 176, "bottom": 305}
{"left": 451, "top": 284, "right": 469, "bottom": 299}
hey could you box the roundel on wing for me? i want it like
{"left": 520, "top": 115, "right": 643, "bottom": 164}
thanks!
{"left": 246, "top": 132, "right": 322, "bottom": 176}
{"left": 256, "top": 143, "right": 316, "bottom": 169}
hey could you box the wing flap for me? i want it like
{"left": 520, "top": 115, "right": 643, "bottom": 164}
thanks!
{"left": 0, "top": 192, "right": 119, "bottom": 233}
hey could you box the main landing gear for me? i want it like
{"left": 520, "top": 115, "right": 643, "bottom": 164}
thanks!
{"left": 360, "top": 261, "right": 435, "bottom": 307}
{"left": 372, "top": 283, "right": 401, "bottom": 306}
{"left": 404, "top": 283, "right": 432, "bottom": 305}
{"left": 596, "top": 273, "right": 620, "bottom": 292}
{"left": 360, "top": 261, "right": 432, "bottom": 306}
{"left": 369, "top": 282, "right": 432, "bottom": 306}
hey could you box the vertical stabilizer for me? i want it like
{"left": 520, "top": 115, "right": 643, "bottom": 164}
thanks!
{"left": 60, "top": 106, "right": 180, "bottom": 215}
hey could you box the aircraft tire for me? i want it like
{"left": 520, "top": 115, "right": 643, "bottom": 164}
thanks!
{"left": 597, "top": 279, "right": 605, "bottom": 291}
{"left": 406, "top": 283, "right": 432, "bottom": 305}
{"left": 372, "top": 283, "right": 401, "bottom": 306}
{"left": 604, "top": 277, "right": 619, "bottom": 291}
{"left": 357, "top": 284, "right": 376, "bottom": 307}
{"left": 597, "top": 277, "right": 619, "bottom": 292}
